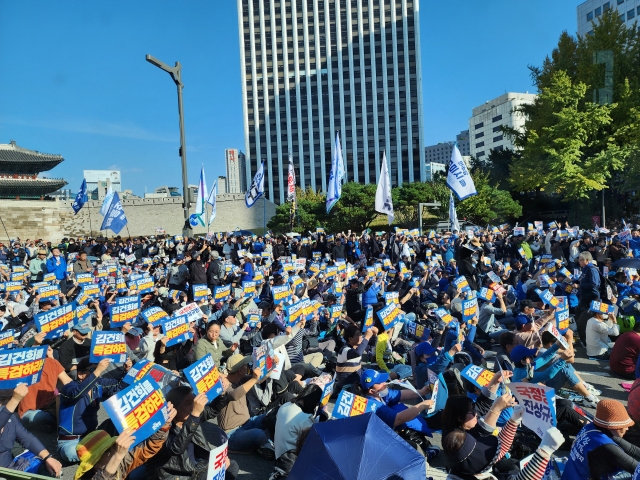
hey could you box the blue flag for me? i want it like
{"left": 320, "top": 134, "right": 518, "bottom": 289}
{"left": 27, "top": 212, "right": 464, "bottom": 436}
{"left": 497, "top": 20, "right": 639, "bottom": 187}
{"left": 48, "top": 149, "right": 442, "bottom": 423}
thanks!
{"left": 72, "top": 179, "right": 88, "bottom": 214}
{"left": 100, "top": 191, "right": 128, "bottom": 234}
{"left": 245, "top": 160, "right": 265, "bottom": 208}
{"left": 326, "top": 131, "right": 344, "bottom": 213}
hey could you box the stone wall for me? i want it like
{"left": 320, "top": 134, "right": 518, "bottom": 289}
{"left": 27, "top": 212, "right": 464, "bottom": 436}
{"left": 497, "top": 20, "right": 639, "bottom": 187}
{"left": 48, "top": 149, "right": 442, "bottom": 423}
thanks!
{"left": 0, "top": 195, "right": 276, "bottom": 242}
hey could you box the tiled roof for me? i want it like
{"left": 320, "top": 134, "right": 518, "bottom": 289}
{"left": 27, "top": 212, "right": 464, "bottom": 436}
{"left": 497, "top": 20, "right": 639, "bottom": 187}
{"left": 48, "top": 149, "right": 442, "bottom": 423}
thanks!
{"left": 0, "top": 141, "right": 64, "bottom": 173}
{"left": 0, "top": 177, "right": 67, "bottom": 196}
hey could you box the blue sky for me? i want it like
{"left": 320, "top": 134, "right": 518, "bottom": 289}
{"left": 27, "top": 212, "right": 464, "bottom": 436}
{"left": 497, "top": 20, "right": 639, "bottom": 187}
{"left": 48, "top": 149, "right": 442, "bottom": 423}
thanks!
{"left": 0, "top": 1, "right": 577, "bottom": 195}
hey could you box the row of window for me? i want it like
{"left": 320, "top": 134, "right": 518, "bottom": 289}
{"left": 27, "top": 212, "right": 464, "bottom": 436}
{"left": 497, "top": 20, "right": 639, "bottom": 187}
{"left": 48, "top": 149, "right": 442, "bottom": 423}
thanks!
{"left": 586, "top": 2, "right": 612, "bottom": 21}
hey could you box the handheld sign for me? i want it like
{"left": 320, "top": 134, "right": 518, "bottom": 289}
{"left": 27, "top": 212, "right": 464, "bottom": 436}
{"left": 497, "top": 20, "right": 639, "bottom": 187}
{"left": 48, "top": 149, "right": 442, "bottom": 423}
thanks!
{"left": 206, "top": 441, "right": 229, "bottom": 480}
{"left": 460, "top": 365, "right": 495, "bottom": 389}
{"left": 0, "top": 329, "right": 15, "bottom": 350}
{"left": 285, "top": 300, "right": 305, "bottom": 328}
{"left": 405, "top": 321, "right": 428, "bottom": 340}
{"left": 434, "top": 308, "right": 453, "bottom": 324}
{"left": 213, "top": 284, "right": 231, "bottom": 303}
{"left": 242, "top": 281, "right": 257, "bottom": 298}
{"left": 2, "top": 281, "right": 22, "bottom": 293}
{"left": 123, "top": 359, "right": 180, "bottom": 394}
{"left": 76, "top": 273, "right": 93, "bottom": 285}
{"left": 384, "top": 291, "right": 399, "bottom": 305}
{"left": 332, "top": 390, "right": 383, "bottom": 419}
{"left": 125, "top": 254, "right": 136, "bottom": 264}
{"left": 0, "top": 346, "right": 47, "bottom": 388}
{"left": 141, "top": 306, "right": 169, "bottom": 327}
{"left": 478, "top": 287, "right": 495, "bottom": 302}
{"left": 134, "top": 277, "right": 154, "bottom": 294}
{"left": 192, "top": 284, "right": 209, "bottom": 301}
{"left": 535, "top": 288, "right": 560, "bottom": 308}
{"left": 510, "top": 382, "right": 556, "bottom": 438}
{"left": 462, "top": 297, "right": 478, "bottom": 322}
{"left": 161, "top": 315, "right": 192, "bottom": 347}
{"left": 82, "top": 284, "right": 101, "bottom": 299}
{"left": 555, "top": 306, "right": 570, "bottom": 333}
{"left": 272, "top": 285, "right": 292, "bottom": 305}
{"left": 37, "top": 285, "right": 60, "bottom": 301}
{"left": 246, "top": 310, "right": 261, "bottom": 329}
{"left": 43, "top": 273, "right": 56, "bottom": 283}
{"left": 252, "top": 340, "right": 276, "bottom": 381}
{"left": 102, "top": 377, "right": 169, "bottom": 446}
{"left": 329, "top": 305, "right": 343, "bottom": 322}
{"left": 589, "top": 300, "right": 615, "bottom": 315}
{"left": 183, "top": 354, "right": 224, "bottom": 402}
{"left": 376, "top": 302, "right": 402, "bottom": 331}
{"left": 110, "top": 295, "right": 141, "bottom": 328}
{"left": 362, "top": 306, "right": 374, "bottom": 332}
{"left": 546, "top": 323, "right": 570, "bottom": 349}
{"left": 35, "top": 303, "right": 75, "bottom": 339}
{"left": 174, "top": 302, "right": 204, "bottom": 324}
{"left": 90, "top": 332, "right": 127, "bottom": 363}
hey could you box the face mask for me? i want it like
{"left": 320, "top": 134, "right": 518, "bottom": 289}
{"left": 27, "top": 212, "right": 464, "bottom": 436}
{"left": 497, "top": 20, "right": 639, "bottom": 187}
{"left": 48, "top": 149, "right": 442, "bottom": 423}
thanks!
{"left": 378, "top": 387, "right": 389, "bottom": 398}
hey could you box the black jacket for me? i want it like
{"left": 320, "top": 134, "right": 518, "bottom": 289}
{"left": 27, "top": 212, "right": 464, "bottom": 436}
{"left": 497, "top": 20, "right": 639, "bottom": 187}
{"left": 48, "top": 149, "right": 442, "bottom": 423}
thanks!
{"left": 148, "top": 395, "right": 230, "bottom": 480}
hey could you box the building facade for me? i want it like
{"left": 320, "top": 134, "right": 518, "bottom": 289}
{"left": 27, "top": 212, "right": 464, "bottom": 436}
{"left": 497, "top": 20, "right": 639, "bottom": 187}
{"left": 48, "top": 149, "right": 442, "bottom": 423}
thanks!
{"left": 424, "top": 129, "right": 470, "bottom": 165}
{"left": 578, "top": 0, "right": 640, "bottom": 37}
{"left": 225, "top": 149, "right": 247, "bottom": 193}
{"left": 238, "top": 0, "right": 425, "bottom": 204}
{"left": 218, "top": 176, "right": 228, "bottom": 195}
{"left": 83, "top": 170, "right": 122, "bottom": 200}
{"left": 468, "top": 92, "right": 536, "bottom": 159}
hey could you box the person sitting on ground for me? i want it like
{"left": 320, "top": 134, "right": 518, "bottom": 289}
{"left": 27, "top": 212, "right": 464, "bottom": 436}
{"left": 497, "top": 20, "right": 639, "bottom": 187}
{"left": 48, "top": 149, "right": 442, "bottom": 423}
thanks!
{"left": 562, "top": 399, "right": 640, "bottom": 480}
{"left": 335, "top": 324, "right": 377, "bottom": 387}
{"left": 195, "top": 320, "right": 235, "bottom": 363}
{"left": 610, "top": 319, "right": 640, "bottom": 379}
{"left": 513, "top": 299, "right": 555, "bottom": 348}
{"left": 586, "top": 305, "right": 620, "bottom": 360}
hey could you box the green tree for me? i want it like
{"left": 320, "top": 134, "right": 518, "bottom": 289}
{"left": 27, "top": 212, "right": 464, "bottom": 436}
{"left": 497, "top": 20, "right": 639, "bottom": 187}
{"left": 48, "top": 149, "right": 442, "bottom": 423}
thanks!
{"left": 267, "top": 187, "right": 328, "bottom": 233}
{"left": 329, "top": 182, "right": 378, "bottom": 232}
{"left": 451, "top": 171, "right": 522, "bottom": 224}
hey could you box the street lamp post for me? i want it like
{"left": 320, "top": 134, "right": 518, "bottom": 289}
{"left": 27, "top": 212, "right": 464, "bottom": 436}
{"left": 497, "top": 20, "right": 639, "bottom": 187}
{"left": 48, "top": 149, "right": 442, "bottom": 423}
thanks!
{"left": 145, "top": 54, "right": 192, "bottom": 237}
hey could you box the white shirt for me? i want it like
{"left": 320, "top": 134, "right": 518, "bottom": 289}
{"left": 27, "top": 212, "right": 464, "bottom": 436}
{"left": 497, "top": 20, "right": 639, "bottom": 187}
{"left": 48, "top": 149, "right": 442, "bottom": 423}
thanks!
{"left": 274, "top": 402, "right": 314, "bottom": 459}
{"left": 586, "top": 316, "right": 619, "bottom": 356}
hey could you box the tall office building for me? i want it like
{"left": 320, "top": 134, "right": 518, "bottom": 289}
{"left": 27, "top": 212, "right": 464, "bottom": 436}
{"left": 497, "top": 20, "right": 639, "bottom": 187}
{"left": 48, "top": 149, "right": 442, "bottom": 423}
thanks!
{"left": 469, "top": 92, "right": 536, "bottom": 159}
{"left": 218, "top": 176, "right": 228, "bottom": 195}
{"left": 578, "top": 0, "right": 640, "bottom": 37}
{"left": 238, "top": 0, "right": 425, "bottom": 204}
{"left": 225, "top": 149, "right": 247, "bottom": 193}
{"left": 424, "top": 129, "right": 470, "bottom": 165}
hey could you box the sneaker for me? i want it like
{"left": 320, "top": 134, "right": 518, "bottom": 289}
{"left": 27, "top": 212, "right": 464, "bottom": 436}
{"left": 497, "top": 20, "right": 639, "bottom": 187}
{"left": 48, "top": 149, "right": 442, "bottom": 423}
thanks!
{"left": 268, "top": 467, "right": 287, "bottom": 480}
{"left": 580, "top": 397, "right": 599, "bottom": 409}
{"left": 257, "top": 442, "right": 276, "bottom": 461}
{"left": 583, "top": 383, "right": 602, "bottom": 396}
{"left": 425, "top": 445, "right": 441, "bottom": 461}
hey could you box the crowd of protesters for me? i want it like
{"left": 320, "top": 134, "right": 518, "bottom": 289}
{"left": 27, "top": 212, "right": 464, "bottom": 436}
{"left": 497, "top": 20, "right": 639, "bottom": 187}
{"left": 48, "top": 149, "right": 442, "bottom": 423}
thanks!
{"left": 1, "top": 221, "right": 640, "bottom": 479}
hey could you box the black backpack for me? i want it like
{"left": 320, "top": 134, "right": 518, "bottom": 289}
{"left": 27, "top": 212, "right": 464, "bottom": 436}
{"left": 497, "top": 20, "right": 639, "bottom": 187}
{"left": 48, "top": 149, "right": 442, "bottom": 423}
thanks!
{"left": 598, "top": 268, "right": 617, "bottom": 301}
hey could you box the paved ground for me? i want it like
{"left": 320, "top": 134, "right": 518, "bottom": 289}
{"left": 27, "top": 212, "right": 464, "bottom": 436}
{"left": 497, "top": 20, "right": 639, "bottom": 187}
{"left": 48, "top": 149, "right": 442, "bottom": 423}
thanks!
{"left": 28, "top": 339, "right": 628, "bottom": 479}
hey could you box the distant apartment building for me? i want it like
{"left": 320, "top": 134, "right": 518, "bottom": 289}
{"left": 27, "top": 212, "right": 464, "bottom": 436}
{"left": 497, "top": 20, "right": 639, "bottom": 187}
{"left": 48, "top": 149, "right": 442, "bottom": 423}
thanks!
{"left": 218, "top": 176, "right": 228, "bottom": 195}
{"left": 225, "top": 149, "right": 247, "bottom": 193}
{"left": 424, "top": 129, "right": 470, "bottom": 165}
{"left": 578, "top": 0, "right": 640, "bottom": 36}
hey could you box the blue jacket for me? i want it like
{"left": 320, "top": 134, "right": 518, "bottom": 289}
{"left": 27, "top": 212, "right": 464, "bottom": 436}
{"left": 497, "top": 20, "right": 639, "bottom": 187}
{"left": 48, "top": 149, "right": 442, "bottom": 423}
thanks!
{"left": 46, "top": 255, "right": 67, "bottom": 280}
{"left": 362, "top": 282, "right": 381, "bottom": 307}
{"left": 58, "top": 372, "right": 123, "bottom": 436}
{"left": 0, "top": 407, "right": 46, "bottom": 468}
{"left": 579, "top": 264, "right": 600, "bottom": 300}
{"left": 512, "top": 344, "right": 563, "bottom": 384}
{"left": 629, "top": 238, "right": 640, "bottom": 258}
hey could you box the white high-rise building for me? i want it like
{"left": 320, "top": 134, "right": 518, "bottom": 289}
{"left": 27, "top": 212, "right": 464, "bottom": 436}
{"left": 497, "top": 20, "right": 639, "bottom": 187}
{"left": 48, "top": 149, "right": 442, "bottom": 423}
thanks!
{"left": 424, "top": 130, "right": 470, "bottom": 165}
{"left": 468, "top": 93, "right": 537, "bottom": 159}
{"left": 225, "top": 149, "right": 247, "bottom": 193}
{"left": 238, "top": 0, "right": 425, "bottom": 204}
{"left": 578, "top": 0, "right": 640, "bottom": 37}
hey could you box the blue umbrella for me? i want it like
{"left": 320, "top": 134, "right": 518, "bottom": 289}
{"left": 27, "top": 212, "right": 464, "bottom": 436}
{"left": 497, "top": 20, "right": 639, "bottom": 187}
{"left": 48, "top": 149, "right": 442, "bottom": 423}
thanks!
{"left": 612, "top": 258, "right": 640, "bottom": 270}
{"left": 288, "top": 412, "right": 426, "bottom": 480}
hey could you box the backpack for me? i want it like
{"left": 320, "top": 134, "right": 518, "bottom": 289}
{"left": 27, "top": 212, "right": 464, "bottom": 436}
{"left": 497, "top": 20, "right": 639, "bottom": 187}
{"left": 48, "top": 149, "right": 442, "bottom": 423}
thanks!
{"left": 598, "top": 269, "right": 617, "bottom": 301}
{"left": 213, "top": 260, "right": 225, "bottom": 282}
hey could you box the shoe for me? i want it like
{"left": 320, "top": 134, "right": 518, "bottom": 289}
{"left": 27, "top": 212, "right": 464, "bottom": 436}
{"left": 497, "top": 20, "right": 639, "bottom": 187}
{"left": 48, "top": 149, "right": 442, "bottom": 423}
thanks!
{"left": 268, "top": 467, "right": 287, "bottom": 480}
{"left": 257, "top": 443, "right": 276, "bottom": 461}
{"left": 583, "top": 382, "right": 602, "bottom": 396}
{"left": 425, "top": 445, "right": 441, "bottom": 461}
{"left": 580, "top": 397, "right": 599, "bottom": 409}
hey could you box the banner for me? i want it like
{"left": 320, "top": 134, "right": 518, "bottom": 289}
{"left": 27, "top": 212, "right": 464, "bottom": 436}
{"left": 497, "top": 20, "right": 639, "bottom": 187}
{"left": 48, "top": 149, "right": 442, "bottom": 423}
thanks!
{"left": 242, "top": 281, "right": 257, "bottom": 298}
{"left": 161, "top": 315, "right": 192, "bottom": 347}
{"left": 332, "top": 390, "right": 383, "bottom": 419}
{"left": 460, "top": 364, "right": 495, "bottom": 389}
{"left": 272, "top": 285, "right": 292, "bottom": 305}
{"left": 252, "top": 340, "right": 276, "bottom": 381}
{"left": 0, "top": 346, "right": 47, "bottom": 388}
{"left": 90, "top": 331, "right": 127, "bottom": 363}
{"left": 141, "top": 306, "right": 169, "bottom": 326}
{"left": 110, "top": 295, "right": 141, "bottom": 327}
{"left": 183, "top": 354, "right": 224, "bottom": 402}
{"left": 35, "top": 303, "right": 75, "bottom": 339}
{"left": 190, "top": 284, "right": 208, "bottom": 301}
{"left": 376, "top": 302, "right": 402, "bottom": 331}
{"left": 0, "top": 329, "right": 15, "bottom": 350}
{"left": 510, "top": 382, "right": 556, "bottom": 438}
{"left": 206, "top": 441, "right": 228, "bottom": 480}
{"left": 102, "top": 377, "right": 169, "bottom": 446}
{"left": 213, "top": 285, "right": 231, "bottom": 303}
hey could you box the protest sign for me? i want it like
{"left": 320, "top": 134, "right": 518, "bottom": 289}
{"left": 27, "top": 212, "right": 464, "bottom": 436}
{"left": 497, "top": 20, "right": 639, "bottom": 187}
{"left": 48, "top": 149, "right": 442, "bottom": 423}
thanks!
{"left": 555, "top": 306, "right": 570, "bottom": 333}
{"left": 242, "top": 281, "right": 257, "bottom": 298}
{"left": 590, "top": 300, "right": 615, "bottom": 314}
{"left": 161, "top": 315, "right": 192, "bottom": 347}
{"left": 405, "top": 321, "right": 428, "bottom": 339}
{"left": 110, "top": 295, "right": 141, "bottom": 327}
{"left": 285, "top": 300, "right": 305, "bottom": 328}
{"left": 95, "top": 268, "right": 108, "bottom": 278}
{"left": 272, "top": 284, "right": 292, "bottom": 304}
{"left": 175, "top": 302, "right": 204, "bottom": 324}
{"left": 90, "top": 331, "right": 127, "bottom": 363}
{"left": 213, "top": 284, "right": 231, "bottom": 303}
{"left": 514, "top": 226, "right": 525, "bottom": 236}
{"left": 82, "top": 284, "right": 101, "bottom": 299}
{"left": 37, "top": 284, "right": 60, "bottom": 301}
{"left": 0, "top": 329, "right": 15, "bottom": 350}
{"left": 183, "top": 354, "right": 224, "bottom": 402}
{"left": 252, "top": 340, "right": 276, "bottom": 381}
{"left": 133, "top": 277, "right": 155, "bottom": 294}
{"left": 486, "top": 271, "right": 502, "bottom": 284}
{"left": 376, "top": 302, "right": 402, "bottom": 331}
{"left": 434, "top": 308, "right": 453, "bottom": 323}
{"left": 510, "top": 382, "right": 556, "bottom": 438}
{"left": 546, "top": 323, "right": 570, "bottom": 349}
{"left": 0, "top": 346, "right": 47, "bottom": 388}
{"left": 115, "top": 277, "right": 127, "bottom": 292}
{"left": 192, "top": 284, "right": 209, "bottom": 301}
{"left": 43, "top": 272, "right": 56, "bottom": 283}
{"left": 320, "top": 374, "right": 336, "bottom": 407}
{"left": 535, "top": 288, "right": 560, "bottom": 308}
{"left": 362, "top": 306, "right": 374, "bottom": 332}
{"left": 35, "top": 303, "right": 75, "bottom": 339}
{"left": 102, "top": 377, "right": 169, "bottom": 446}
{"left": 76, "top": 273, "right": 93, "bottom": 285}
{"left": 460, "top": 365, "right": 495, "bottom": 389}
{"left": 246, "top": 311, "right": 261, "bottom": 329}
{"left": 141, "top": 306, "right": 169, "bottom": 326}
{"left": 332, "top": 390, "right": 383, "bottom": 419}
{"left": 206, "top": 441, "right": 229, "bottom": 480}
{"left": 125, "top": 254, "right": 136, "bottom": 264}
{"left": 1, "top": 281, "right": 22, "bottom": 293}
{"left": 478, "top": 287, "right": 495, "bottom": 302}
{"left": 123, "top": 359, "right": 180, "bottom": 393}
{"left": 73, "top": 303, "right": 91, "bottom": 324}
{"left": 462, "top": 297, "right": 478, "bottom": 322}
{"left": 384, "top": 291, "right": 399, "bottom": 304}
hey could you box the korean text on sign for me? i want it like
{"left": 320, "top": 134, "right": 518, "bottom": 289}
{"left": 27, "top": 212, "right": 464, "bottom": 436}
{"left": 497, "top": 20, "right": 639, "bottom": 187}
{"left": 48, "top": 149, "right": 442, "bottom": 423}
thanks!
{"left": 252, "top": 340, "right": 276, "bottom": 381}
{"left": 141, "top": 306, "right": 169, "bottom": 326}
{"left": 206, "top": 441, "right": 228, "bottom": 480}
{"left": 460, "top": 365, "right": 494, "bottom": 389}
{"left": 103, "top": 377, "right": 168, "bottom": 446}
{"left": 90, "top": 332, "right": 127, "bottom": 363}
{"left": 331, "top": 390, "right": 383, "bottom": 419}
{"left": 213, "top": 285, "right": 231, "bottom": 303}
{"left": 510, "top": 382, "right": 556, "bottom": 438}
{"left": 0, "top": 346, "right": 47, "bottom": 388}
{"left": 35, "top": 303, "right": 75, "bottom": 340}
{"left": 376, "top": 302, "right": 401, "bottom": 331}
{"left": 110, "top": 295, "right": 141, "bottom": 327}
{"left": 161, "top": 315, "right": 192, "bottom": 347}
{"left": 183, "top": 354, "right": 224, "bottom": 402}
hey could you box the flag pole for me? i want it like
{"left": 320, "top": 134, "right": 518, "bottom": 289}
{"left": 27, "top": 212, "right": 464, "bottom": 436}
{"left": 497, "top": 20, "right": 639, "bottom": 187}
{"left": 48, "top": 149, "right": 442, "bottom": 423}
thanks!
{"left": 88, "top": 204, "right": 93, "bottom": 237}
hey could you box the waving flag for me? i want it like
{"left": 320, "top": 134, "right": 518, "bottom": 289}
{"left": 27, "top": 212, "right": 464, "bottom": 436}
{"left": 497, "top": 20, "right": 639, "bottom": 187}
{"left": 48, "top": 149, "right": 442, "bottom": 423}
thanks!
{"left": 189, "top": 166, "right": 207, "bottom": 227}
{"left": 245, "top": 160, "right": 265, "bottom": 208}
{"left": 288, "top": 155, "right": 296, "bottom": 228}
{"left": 100, "top": 192, "right": 128, "bottom": 234}
{"left": 447, "top": 144, "right": 477, "bottom": 200}
{"left": 207, "top": 180, "right": 217, "bottom": 225}
{"left": 72, "top": 179, "right": 88, "bottom": 214}
{"left": 449, "top": 191, "right": 460, "bottom": 232}
{"left": 374, "top": 152, "right": 394, "bottom": 224}
{"left": 100, "top": 186, "right": 115, "bottom": 216}
{"left": 326, "top": 131, "right": 345, "bottom": 213}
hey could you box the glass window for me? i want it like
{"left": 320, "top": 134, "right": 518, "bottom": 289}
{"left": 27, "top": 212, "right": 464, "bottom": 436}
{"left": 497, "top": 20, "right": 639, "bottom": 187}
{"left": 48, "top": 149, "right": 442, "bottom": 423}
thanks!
{"left": 595, "top": 6, "right": 602, "bottom": 16}
{"left": 475, "top": 141, "right": 484, "bottom": 148}
{"left": 620, "top": 13, "right": 625, "bottom": 21}
{"left": 475, "top": 132, "right": 484, "bottom": 139}
{"left": 474, "top": 122, "right": 484, "bottom": 129}
{"left": 476, "top": 151, "right": 485, "bottom": 157}
{"left": 493, "top": 135, "right": 503, "bottom": 142}
{"left": 604, "top": 2, "right": 611, "bottom": 11}
{"left": 618, "top": 0, "right": 624, "bottom": 5}
{"left": 638, "top": 6, "right": 640, "bottom": 15}
{"left": 587, "top": 11, "right": 594, "bottom": 21}
{"left": 628, "top": 9, "right": 635, "bottom": 19}
{"left": 492, "top": 114, "right": 503, "bottom": 123}
{"left": 493, "top": 125, "right": 502, "bottom": 133}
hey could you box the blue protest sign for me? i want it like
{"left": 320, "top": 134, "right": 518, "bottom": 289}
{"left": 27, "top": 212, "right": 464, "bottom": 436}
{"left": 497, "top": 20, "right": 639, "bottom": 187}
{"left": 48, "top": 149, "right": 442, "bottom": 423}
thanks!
{"left": 74, "top": 304, "right": 93, "bottom": 324}
{"left": 535, "top": 288, "right": 560, "bottom": 308}
{"left": 453, "top": 276, "right": 471, "bottom": 292}
{"left": 460, "top": 364, "right": 495, "bottom": 389}
{"left": 133, "top": 277, "right": 154, "bottom": 294}
{"left": 332, "top": 390, "right": 384, "bottom": 419}
{"left": 272, "top": 285, "right": 291, "bottom": 304}
{"left": 213, "top": 284, "right": 231, "bottom": 303}
{"left": 362, "top": 306, "right": 374, "bottom": 332}
{"left": 102, "top": 377, "right": 169, "bottom": 446}
{"left": 0, "top": 329, "right": 15, "bottom": 350}
{"left": 285, "top": 300, "right": 305, "bottom": 328}
{"left": 90, "top": 332, "right": 127, "bottom": 363}
{"left": 555, "top": 307, "right": 570, "bottom": 334}
{"left": 82, "top": 284, "right": 101, "bottom": 299}
{"left": 252, "top": 340, "right": 276, "bottom": 381}
{"left": 76, "top": 273, "right": 93, "bottom": 285}
{"left": 37, "top": 284, "right": 60, "bottom": 301}
{"left": 0, "top": 346, "right": 47, "bottom": 388}
{"left": 123, "top": 359, "right": 180, "bottom": 394}
{"left": 161, "top": 315, "right": 192, "bottom": 347}
{"left": 110, "top": 295, "right": 141, "bottom": 328}
{"left": 242, "top": 281, "right": 257, "bottom": 298}
{"left": 183, "top": 354, "right": 224, "bottom": 402}
{"left": 462, "top": 297, "right": 478, "bottom": 322}
{"left": 141, "top": 306, "right": 169, "bottom": 326}
{"left": 376, "top": 302, "right": 402, "bottom": 331}
{"left": 35, "top": 303, "right": 75, "bottom": 339}
{"left": 192, "top": 284, "right": 209, "bottom": 300}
